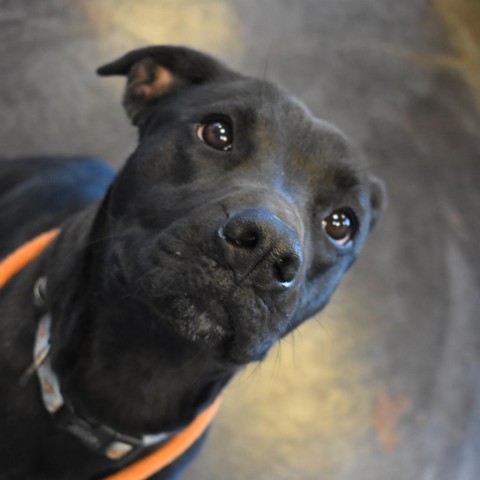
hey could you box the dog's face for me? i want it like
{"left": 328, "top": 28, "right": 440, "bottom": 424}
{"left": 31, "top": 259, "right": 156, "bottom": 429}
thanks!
{"left": 97, "top": 47, "right": 384, "bottom": 366}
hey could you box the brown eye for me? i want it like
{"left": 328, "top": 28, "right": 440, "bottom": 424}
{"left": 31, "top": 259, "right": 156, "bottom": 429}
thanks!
{"left": 322, "top": 208, "right": 356, "bottom": 246}
{"left": 197, "top": 120, "right": 233, "bottom": 151}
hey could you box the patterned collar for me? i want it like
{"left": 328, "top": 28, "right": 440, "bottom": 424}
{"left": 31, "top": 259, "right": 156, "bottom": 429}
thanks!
{"left": 2, "top": 230, "right": 222, "bottom": 479}
{"left": 30, "top": 277, "right": 171, "bottom": 461}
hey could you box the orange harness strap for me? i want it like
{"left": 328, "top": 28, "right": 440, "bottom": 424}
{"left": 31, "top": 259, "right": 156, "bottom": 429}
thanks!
{"left": 104, "top": 395, "right": 222, "bottom": 480}
{"left": 0, "top": 230, "right": 222, "bottom": 480}
{"left": 0, "top": 229, "right": 60, "bottom": 288}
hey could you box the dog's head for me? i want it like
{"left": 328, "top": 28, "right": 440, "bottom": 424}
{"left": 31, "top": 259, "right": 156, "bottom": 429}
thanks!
{"left": 96, "top": 46, "right": 385, "bottom": 366}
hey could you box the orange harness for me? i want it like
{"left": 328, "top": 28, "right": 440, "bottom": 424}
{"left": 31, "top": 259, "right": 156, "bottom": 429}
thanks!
{"left": 0, "top": 230, "right": 60, "bottom": 288}
{"left": 0, "top": 230, "right": 222, "bottom": 480}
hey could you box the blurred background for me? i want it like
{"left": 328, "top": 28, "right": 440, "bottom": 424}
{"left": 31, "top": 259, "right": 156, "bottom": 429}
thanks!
{"left": 1, "top": 0, "right": 479, "bottom": 479}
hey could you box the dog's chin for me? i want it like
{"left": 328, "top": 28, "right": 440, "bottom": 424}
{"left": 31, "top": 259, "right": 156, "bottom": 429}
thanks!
{"left": 150, "top": 295, "right": 279, "bottom": 366}
{"left": 160, "top": 296, "right": 234, "bottom": 349}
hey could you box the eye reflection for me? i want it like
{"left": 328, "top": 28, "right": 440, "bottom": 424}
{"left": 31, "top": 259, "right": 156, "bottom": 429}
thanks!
{"left": 322, "top": 209, "right": 356, "bottom": 246}
{"left": 197, "top": 120, "right": 233, "bottom": 152}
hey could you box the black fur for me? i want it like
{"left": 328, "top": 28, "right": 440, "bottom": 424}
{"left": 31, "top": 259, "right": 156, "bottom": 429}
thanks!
{"left": 0, "top": 46, "right": 385, "bottom": 479}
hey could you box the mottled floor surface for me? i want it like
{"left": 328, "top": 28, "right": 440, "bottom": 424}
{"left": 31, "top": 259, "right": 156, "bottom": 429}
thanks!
{"left": 1, "top": 0, "right": 479, "bottom": 479}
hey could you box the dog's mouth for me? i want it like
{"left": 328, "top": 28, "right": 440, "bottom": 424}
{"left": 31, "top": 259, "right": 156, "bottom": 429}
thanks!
{"left": 111, "top": 244, "right": 299, "bottom": 365}
{"left": 147, "top": 269, "right": 285, "bottom": 365}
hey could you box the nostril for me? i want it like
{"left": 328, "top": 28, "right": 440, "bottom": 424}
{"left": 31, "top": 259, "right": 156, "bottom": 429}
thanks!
{"left": 273, "top": 254, "right": 300, "bottom": 285}
{"left": 222, "top": 223, "right": 260, "bottom": 249}
{"left": 231, "top": 230, "right": 258, "bottom": 248}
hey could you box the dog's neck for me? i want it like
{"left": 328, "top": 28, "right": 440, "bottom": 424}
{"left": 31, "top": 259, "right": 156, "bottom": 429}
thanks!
{"left": 43, "top": 204, "right": 234, "bottom": 436}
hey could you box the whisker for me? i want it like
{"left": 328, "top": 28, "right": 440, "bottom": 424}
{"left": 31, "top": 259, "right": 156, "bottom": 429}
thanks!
{"left": 233, "top": 362, "right": 263, "bottom": 390}
{"left": 259, "top": 40, "right": 274, "bottom": 109}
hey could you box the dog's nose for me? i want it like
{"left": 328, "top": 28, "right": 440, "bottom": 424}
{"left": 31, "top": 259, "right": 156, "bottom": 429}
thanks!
{"left": 220, "top": 209, "right": 302, "bottom": 289}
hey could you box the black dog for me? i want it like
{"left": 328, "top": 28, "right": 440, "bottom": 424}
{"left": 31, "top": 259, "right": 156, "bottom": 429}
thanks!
{"left": 0, "top": 46, "right": 385, "bottom": 479}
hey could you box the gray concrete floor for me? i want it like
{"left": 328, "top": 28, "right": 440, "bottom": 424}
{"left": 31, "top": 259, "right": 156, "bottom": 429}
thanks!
{"left": 1, "top": 0, "right": 479, "bottom": 479}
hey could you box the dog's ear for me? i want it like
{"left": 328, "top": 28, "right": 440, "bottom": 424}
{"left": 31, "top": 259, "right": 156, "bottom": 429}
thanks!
{"left": 368, "top": 175, "right": 386, "bottom": 231}
{"left": 97, "top": 46, "right": 236, "bottom": 127}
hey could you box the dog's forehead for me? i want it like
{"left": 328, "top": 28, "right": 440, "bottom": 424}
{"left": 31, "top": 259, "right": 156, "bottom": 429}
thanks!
{"left": 171, "top": 76, "right": 367, "bottom": 191}
{"left": 186, "top": 77, "right": 355, "bottom": 152}
{"left": 226, "top": 78, "right": 365, "bottom": 184}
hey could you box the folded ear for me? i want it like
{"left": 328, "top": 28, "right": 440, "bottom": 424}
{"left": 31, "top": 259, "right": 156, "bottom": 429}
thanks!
{"left": 97, "top": 46, "right": 237, "bottom": 127}
{"left": 368, "top": 174, "right": 387, "bottom": 231}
